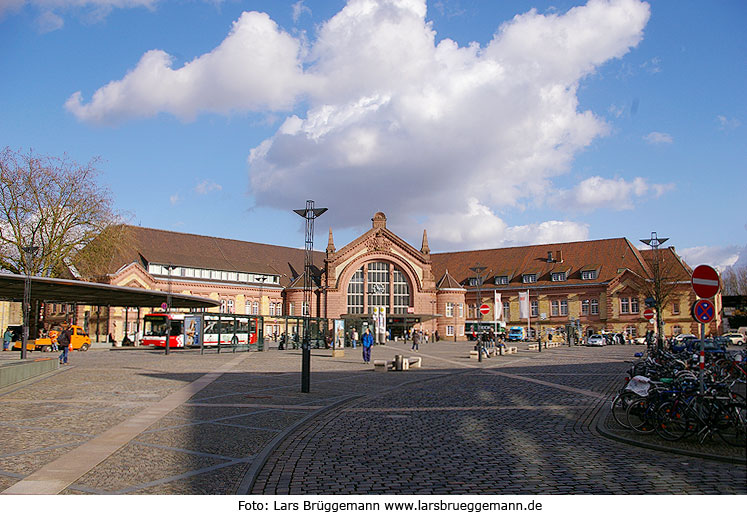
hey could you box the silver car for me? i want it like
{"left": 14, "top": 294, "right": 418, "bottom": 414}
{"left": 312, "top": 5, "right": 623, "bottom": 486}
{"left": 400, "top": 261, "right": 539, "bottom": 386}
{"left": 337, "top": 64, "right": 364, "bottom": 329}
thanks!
{"left": 587, "top": 334, "right": 605, "bottom": 346}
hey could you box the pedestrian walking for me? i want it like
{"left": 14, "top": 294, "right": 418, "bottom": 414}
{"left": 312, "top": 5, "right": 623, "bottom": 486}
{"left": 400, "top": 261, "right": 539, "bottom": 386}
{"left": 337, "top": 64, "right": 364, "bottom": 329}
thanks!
{"left": 3, "top": 327, "right": 13, "bottom": 351}
{"left": 351, "top": 328, "right": 359, "bottom": 349}
{"left": 58, "top": 322, "right": 72, "bottom": 365}
{"left": 361, "top": 328, "right": 373, "bottom": 363}
{"left": 412, "top": 329, "right": 421, "bottom": 351}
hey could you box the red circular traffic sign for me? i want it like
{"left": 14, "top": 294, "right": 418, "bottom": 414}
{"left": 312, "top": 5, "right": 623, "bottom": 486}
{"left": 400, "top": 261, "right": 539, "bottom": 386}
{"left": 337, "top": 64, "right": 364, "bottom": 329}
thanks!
{"left": 692, "top": 299, "right": 715, "bottom": 324}
{"left": 691, "top": 264, "right": 720, "bottom": 299}
{"left": 479, "top": 304, "right": 490, "bottom": 315}
{"left": 642, "top": 308, "right": 655, "bottom": 320}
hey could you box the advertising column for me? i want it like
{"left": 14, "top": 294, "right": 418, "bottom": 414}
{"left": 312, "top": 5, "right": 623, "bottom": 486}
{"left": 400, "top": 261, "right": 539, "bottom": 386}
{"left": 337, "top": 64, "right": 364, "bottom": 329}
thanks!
{"left": 372, "top": 306, "right": 387, "bottom": 344}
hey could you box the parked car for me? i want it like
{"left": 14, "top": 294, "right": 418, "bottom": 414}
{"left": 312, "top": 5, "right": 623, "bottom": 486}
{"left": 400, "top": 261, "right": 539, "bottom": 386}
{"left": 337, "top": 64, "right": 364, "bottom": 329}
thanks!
{"left": 587, "top": 334, "right": 605, "bottom": 346}
{"left": 722, "top": 332, "right": 745, "bottom": 346}
{"left": 674, "top": 333, "right": 697, "bottom": 343}
{"left": 633, "top": 336, "right": 648, "bottom": 345}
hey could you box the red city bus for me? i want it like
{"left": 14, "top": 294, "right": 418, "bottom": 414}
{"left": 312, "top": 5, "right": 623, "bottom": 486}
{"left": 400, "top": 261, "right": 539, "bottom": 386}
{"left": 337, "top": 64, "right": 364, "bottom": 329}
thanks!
{"left": 203, "top": 315, "right": 259, "bottom": 346}
{"left": 142, "top": 312, "right": 185, "bottom": 348}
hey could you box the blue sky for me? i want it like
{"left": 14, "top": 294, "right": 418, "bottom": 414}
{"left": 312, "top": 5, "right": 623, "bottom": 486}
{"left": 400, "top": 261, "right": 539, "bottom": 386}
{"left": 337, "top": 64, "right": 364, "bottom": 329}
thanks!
{"left": 1, "top": 0, "right": 745, "bottom": 270}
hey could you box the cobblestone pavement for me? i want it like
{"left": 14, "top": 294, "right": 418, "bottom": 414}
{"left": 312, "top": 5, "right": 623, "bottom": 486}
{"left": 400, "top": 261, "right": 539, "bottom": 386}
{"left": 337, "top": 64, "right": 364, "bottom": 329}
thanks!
{"left": 0, "top": 342, "right": 744, "bottom": 495}
{"left": 249, "top": 343, "right": 747, "bottom": 495}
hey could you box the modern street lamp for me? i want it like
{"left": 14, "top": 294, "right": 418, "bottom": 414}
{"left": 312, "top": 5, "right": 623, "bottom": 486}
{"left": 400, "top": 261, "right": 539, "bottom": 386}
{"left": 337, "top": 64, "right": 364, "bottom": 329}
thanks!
{"left": 470, "top": 264, "right": 486, "bottom": 362}
{"left": 21, "top": 245, "right": 39, "bottom": 360}
{"left": 640, "top": 232, "right": 668, "bottom": 352}
{"left": 293, "top": 201, "right": 327, "bottom": 393}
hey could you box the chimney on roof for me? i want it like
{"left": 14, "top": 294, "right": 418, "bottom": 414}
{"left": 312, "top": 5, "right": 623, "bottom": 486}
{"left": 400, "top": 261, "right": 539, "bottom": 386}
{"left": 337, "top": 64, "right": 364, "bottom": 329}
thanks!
{"left": 547, "top": 251, "right": 554, "bottom": 263}
{"left": 556, "top": 250, "right": 563, "bottom": 263}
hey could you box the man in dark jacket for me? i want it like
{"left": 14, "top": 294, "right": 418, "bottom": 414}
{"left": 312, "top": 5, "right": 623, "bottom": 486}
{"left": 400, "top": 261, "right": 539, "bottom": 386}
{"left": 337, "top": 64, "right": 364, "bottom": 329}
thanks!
{"left": 58, "top": 322, "right": 72, "bottom": 365}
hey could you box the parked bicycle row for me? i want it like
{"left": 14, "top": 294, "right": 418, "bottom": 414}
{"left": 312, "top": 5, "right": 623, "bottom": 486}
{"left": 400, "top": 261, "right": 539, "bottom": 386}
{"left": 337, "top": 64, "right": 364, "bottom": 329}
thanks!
{"left": 609, "top": 346, "right": 746, "bottom": 447}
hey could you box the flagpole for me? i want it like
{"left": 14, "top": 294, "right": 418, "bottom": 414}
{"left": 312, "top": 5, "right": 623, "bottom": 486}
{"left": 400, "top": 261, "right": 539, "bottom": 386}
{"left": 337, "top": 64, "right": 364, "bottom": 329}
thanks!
{"left": 526, "top": 289, "right": 531, "bottom": 344}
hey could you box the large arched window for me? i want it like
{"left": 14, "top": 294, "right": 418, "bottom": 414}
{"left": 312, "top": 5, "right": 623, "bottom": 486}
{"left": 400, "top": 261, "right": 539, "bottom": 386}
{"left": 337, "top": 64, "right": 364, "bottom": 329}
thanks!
{"left": 346, "top": 262, "right": 411, "bottom": 314}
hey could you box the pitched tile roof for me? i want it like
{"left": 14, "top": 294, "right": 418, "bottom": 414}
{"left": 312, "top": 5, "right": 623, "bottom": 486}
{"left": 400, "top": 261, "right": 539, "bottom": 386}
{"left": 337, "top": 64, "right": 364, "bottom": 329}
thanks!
{"left": 436, "top": 270, "right": 465, "bottom": 290}
{"left": 112, "top": 226, "right": 323, "bottom": 287}
{"left": 431, "top": 237, "right": 659, "bottom": 289}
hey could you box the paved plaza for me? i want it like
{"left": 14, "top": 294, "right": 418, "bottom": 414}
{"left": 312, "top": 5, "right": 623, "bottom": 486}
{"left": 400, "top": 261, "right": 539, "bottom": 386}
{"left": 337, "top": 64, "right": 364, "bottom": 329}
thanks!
{"left": 0, "top": 341, "right": 744, "bottom": 495}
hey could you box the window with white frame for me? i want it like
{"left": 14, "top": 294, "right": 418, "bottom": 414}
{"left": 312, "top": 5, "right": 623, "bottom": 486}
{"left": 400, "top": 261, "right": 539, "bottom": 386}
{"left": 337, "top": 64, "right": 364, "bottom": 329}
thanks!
{"left": 220, "top": 299, "right": 227, "bottom": 313}
{"left": 495, "top": 276, "right": 509, "bottom": 285}
{"left": 445, "top": 302, "right": 454, "bottom": 317}
{"left": 551, "top": 272, "right": 566, "bottom": 282}
{"left": 226, "top": 299, "right": 234, "bottom": 314}
{"left": 551, "top": 300, "right": 559, "bottom": 316}
{"left": 625, "top": 325, "right": 637, "bottom": 338}
{"left": 581, "top": 270, "right": 597, "bottom": 280}
{"left": 672, "top": 300, "right": 680, "bottom": 315}
{"left": 269, "top": 303, "right": 276, "bottom": 316}
{"left": 302, "top": 302, "right": 309, "bottom": 316}
{"left": 446, "top": 325, "right": 454, "bottom": 336}
{"left": 503, "top": 301, "right": 510, "bottom": 321}
{"left": 458, "top": 303, "right": 464, "bottom": 317}
{"left": 620, "top": 297, "right": 630, "bottom": 314}
{"left": 522, "top": 274, "right": 537, "bottom": 284}
{"left": 581, "top": 299, "right": 590, "bottom": 315}
{"left": 531, "top": 300, "right": 538, "bottom": 317}
{"left": 253, "top": 301, "right": 259, "bottom": 315}
{"left": 289, "top": 302, "right": 295, "bottom": 316}
{"left": 590, "top": 299, "right": 599, "bottom": 315}
{"left": 631, "top": 298, "right": 639, "bottom": 313}
{"left": 245, "top": 301, "right": 251, "bottom": 314}
{"left": 347, "top": 268, "right": 364, "bottom": 314}
{"left": 560, "top": 299, "right": 568, "bottom": 316}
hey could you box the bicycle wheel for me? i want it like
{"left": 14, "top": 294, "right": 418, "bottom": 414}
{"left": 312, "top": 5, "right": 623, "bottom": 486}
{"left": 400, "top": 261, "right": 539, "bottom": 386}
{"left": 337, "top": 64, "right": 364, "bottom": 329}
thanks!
{"left": 715, "top": 400, "right": 747, "bottom": 447}
{"left": 626, "top": 397, "right": 657, "bottom": 434}
{"left": 655, "top": 400, "right": 689, "bottom": 441}
{"left": 611, "top": 392, "right": 637, "bottom": 429}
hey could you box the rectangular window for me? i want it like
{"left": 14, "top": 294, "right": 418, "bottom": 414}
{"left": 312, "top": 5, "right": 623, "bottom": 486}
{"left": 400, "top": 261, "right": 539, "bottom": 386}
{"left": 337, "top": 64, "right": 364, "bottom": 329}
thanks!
{"left": 269, "top": 303, "right": 276, "bottom": 316}
{"left": 581, "top": 299, "right": 590, "bottom": 315}
{"left": 522, "top": 274, "right": 537, "bottom": 284}
{"left": 495, "top": 276, "right": 509, "bottom": 285}
{"left": 220, "top": 299, "right": 227, "bottom": 313}
{"left": 185, "top": 268, "right": 194, "bottom": 278}
{"left": 560, "top": 299, "right": 568, "bottom": 316}
{"left": 551, "top": 272, "right": 566, "bottom": 282}
{"left": 530, "top": 300, "right": 538, "bottom": 317}
{"left": 458, "top": 303, "right": 464, "bottom": 318}
{"left": 302, "top": 302, "right": 309, "bottom": 316}
{"left": 672, "top": 301, "right": 680, "bottom": 315}
{"left": 253, "top": 301, "right": 259, "bottom": 314}
{"left": 289, "top": 303, "right": 295, "bottom": 316}
{"left": 625, "top": 326, "right": 637, "bottom": 338}
{"left": 445, "top": 302, "right": 454, "bottom": 318}
{"left": 620, "top": 297, "right": 629, "bottom": 314}
{"left": 503, "top": 301, "right": 510, "bottom": 321}
{"left": 227, "top": 300, "right": 234, "bottom": 314}
{"left": 446, "top": 325, "right": 454, "bottom": 337}
{"left": 631, "top": 298, "right": 639, "bottom": 313}
{"left": 582, "top": 270, "right": 597, "bottom": 280}
{"left": 245, "top": 301, "right": 251, "bottom": 314}
{"left": 591, "top": 299, "right": 599, "bottom": 315}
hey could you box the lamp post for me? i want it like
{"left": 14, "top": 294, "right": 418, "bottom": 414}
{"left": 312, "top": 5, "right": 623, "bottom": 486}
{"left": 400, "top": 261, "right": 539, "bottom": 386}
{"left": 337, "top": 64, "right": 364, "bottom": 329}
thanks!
{"left": 21, "top": 246, "right": 39, "bottom": 360}
{"left": 293, "top": 201, "right": 327, "bottom": 393}
{"left": 470, "top": 264, "right": 486, "bottom": 362}
{"left": 164, "top": 264, "right": 173, "bottom": 355}
{"left": 640, "top": 232, "right": 668, "bottom": 353}
{"left": 257, "top": 275, "right": 268, "bottom": 350}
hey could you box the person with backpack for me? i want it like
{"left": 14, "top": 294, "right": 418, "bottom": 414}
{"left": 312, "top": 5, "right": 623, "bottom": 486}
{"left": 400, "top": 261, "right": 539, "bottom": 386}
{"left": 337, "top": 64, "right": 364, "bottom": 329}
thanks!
{"left": 58, "top": 322, "right": 72, "bottom": 365}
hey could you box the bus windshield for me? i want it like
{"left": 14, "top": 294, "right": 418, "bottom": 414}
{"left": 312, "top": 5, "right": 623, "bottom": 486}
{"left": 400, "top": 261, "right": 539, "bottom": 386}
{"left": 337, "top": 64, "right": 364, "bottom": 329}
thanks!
{"left": 144, "top": 316, "right": 168, "bottom": 337}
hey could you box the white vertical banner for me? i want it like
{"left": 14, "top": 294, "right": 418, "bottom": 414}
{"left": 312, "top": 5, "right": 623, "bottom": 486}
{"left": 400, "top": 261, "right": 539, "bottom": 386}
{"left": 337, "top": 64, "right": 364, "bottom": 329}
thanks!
{"left": 494, "top": 291, "right": 502, "bottom": 320}
{"left": 519, "top": 290, "right": 529, "bottom": 319}
{"left": 372, "top": 306, "right": 386, "bottom": 344}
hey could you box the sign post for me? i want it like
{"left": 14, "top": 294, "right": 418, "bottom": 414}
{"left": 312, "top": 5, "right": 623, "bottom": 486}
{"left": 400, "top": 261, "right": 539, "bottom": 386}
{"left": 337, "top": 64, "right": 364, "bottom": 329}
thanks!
{"left": 691, "top": 265, "right": 720, "bottom": 399}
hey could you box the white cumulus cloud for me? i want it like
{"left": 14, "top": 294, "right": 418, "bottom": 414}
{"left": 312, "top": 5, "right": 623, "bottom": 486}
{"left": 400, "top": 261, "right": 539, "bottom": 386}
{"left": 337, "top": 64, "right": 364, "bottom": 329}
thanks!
{"left": 195, "top": 180, "right": 222, "bottom": 194}
{"left": 554, "top": 176, "right": 674, "bottom": 211}
{"left": 644, "top": 131, "right": 673, "bottom": 144}
{"left": 67, "top": 0, "right": 653, "bottom": 249}
{"left": 679, "top": 245, "right": 745, "bottom": 272}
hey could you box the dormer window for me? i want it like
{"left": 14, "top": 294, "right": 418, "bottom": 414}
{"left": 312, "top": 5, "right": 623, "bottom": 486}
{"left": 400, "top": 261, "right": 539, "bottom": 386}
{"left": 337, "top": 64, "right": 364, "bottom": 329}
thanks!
{"left": 551, "top": 272, "right": 566, "bottom": 282}
{"left": 522, "top": 274, "right": 537, "bottom": 284}
{"left": 495, "top": 276, "right": 509, "bottom": 285}
{"left": 581, "top": 270, "right": 597, "bottom": 280}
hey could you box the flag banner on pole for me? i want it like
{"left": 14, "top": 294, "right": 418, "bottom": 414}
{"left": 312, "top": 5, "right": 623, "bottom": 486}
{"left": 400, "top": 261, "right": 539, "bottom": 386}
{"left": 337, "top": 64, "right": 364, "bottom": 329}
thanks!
{"left": 494, "top": 291, "right": 502, "bottom": 320}
{"left": 519, "top": 291, "right": 529, "bottom": 319}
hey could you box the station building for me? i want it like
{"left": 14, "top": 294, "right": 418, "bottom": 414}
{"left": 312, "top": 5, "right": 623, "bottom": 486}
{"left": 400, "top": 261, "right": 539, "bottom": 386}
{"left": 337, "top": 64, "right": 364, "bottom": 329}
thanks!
{"left": 44, "top": 211, "right": 716, "bottom": 343}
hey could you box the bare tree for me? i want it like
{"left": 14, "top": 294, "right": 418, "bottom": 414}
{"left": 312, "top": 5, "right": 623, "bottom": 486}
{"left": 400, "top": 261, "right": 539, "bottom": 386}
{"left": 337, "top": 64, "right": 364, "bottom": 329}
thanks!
{"left": 0, "top": 147, "right": 128, "bottom": 279}
{"left": 722, "top": 265, "right": 747, "bottom": 296}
